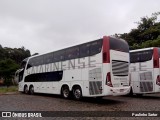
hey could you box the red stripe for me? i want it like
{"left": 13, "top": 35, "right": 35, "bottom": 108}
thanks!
{"left": 103, "top": 36, "right": 110, "bottom": 63}
{"left": 153, "top": 48, "right": 159, "bottom": 68}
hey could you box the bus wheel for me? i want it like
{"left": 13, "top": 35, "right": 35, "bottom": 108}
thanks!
{"left": 73, "top": 86, "right": 82, "bottom": 100}
{"left": 29, "top": 86, "right": 34, "bottom": 95}
{"left": 61, "top": 86, "right": 70, "bottom": 99}
{"left": 24, "top": 85, "right": 28, "bottom": 94}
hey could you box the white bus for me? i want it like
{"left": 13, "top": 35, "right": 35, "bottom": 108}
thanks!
{"left": 18, "top": 36, "right": 130, "bottom": 100}
{"left": 130, "top": 47, "right": 160, "bottom": 96}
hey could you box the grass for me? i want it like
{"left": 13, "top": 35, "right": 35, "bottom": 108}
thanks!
{"left": 0, "top": 86, "right": 18, "bottom": 94}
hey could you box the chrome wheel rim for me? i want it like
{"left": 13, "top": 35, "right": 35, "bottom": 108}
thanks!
{"left": 63, "top": 89, "right": 69, "bottom": 98}
{"left": 74, "top": 89, "right": 81, "bottom": 99}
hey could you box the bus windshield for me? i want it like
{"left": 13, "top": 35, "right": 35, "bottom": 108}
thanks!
{"left": 109, "top": 37, "right": 129, "bottom": 53}
{"left": 21, "top": 57, "right": 28, "bottom": 69}
{"left": 130, "top": 50, "right": 153, "bottom": 63}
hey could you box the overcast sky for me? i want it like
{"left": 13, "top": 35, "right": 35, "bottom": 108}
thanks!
{"left": 0, "top": 0, "right": 160, "bottom": 54}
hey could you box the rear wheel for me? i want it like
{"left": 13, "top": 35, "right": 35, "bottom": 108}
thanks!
{"left": 29, "top": 86, "right": 34, "bottom": 95}
{"left": 24, "top": 86, "right": 28, "bottom": 94}
{"left": 61, "top": 86, "right": 70, "bottom": 99}
{"left": 73, "top": 86, "right": 82, "bottom": 100}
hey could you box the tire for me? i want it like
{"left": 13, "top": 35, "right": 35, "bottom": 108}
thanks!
{"left": 73, "top": 86, "right": 82, "bottom": 100}
{"left": 61, "top": 86, "right": 70, "bottom": 99}
{"left": 29, "top": 86, "right": 34, "bottom": 95}
{"left": 24, "top": 86, "right": 28, "bottom": 94}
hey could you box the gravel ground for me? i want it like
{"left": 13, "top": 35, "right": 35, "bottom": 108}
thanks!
{"left": 0, "top": 93, "right": 160, "bottom": 120}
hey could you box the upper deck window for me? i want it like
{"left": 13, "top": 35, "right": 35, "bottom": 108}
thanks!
{"left": 130, "top": 50, "right": 153, "bottom": 63}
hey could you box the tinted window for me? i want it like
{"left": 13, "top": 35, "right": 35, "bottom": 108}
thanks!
{"left": 43, "top": 53, "right": 54, "bottom": 64}
{"left": 27, "top": 56, "right": 44, "bottom": 69}
{"left": 79, "top": 39, "right": 102, "bottom": 58}
{"left": 80, "top": 43, "right": 90, "bottom": 57}
{"left": 90, "top": 39, "right": 102, "bottom": 56}
{"left": 158, "top": 48, "right": 160, "bottom": 58}
{"left": 32, "top": 56, "right": 44, "bottom": 66}
{"left": 21, "top": 58, "right": 28, "bottom": 68}
{"left": 66, "top": 46, "right": 79, "bottom": 60}
{"left": 54, "top": 50, "right": 65, "bottom": 62}
{"left": 130, "top": 50, "right": 153, "bottom": 63}
{"left": 19, "top": 69, "right": 24, "bottom": 82}
{"left": 110, "top": 37, "right": 129, "bottom": 53}
{"left": 27, "top": 58, "right": 34, "bottom": 69}
{"left": 24, "top": 71, "right": 63, "bottom": 82}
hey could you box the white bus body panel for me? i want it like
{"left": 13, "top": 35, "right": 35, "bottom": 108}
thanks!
{"left": 102, "top": 50, "right": 130, "bottom": 96}
{"left": 130, "top": 49, "right": 160, "bottom": 94}
{"left": 19, "top": 44, "right": 130, "bottom": 97}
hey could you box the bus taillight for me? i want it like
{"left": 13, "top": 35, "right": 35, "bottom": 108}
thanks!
{"left": 156, "top": 75, "right": 160, "bottom": 86}
{"left": 106, "top": 72, "right": 113, "bottom": 87}
{"left": 153, "top": 48, "right": 159, "bottom": 68}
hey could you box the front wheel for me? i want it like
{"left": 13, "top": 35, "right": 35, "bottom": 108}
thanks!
{"left": 24, "top": 86, "right": 28, "bottom": 94}
{"left": 73, "top": 86, "right": 82, "bottom": 100}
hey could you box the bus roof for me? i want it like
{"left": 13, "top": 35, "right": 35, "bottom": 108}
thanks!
{"left": 26, "top": 36, "right": 127, "bottom": 60}
{"left": 130, "top": 47, "right": 155, "bottom": 53}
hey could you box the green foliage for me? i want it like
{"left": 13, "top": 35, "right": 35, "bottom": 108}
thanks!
{"left": 0, "top": 59, "right": 19, "bottom": 86}
{"left": 0, "top": 86, "right": 18, "bottom": 93}
{"left": 140, "top": 36, "right": 160, "bottom": 48}
{"left": 117, "top": 12, "right": 160, "bottom": 49}
{"left": 1, "top": 46, "right": 31, "bottom": 64}
{"left": 0, "top": 45, "right": 30, "bottom": 86}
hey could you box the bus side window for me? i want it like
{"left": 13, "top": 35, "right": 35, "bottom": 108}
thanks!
{"left": 66, "top": 46, "right": 79, "bottom": 60}
{"left": 80, "top": 43, "right": 90, "bottom": 58}
{"left": 90, "top": 39, "right": 102, "bottom": 56}
{"left": 54, "top": 50, "right": 65, "bottom": 62}
{"left": 38, "top": 56, "right": 44, "bottom": 65}
{"left": 43, "top": 53, "right": 54, "bottom": 64}
{"left": 19, "top": 70, "right": 24, "bottom": 82}
{"left": 27, "top": 59, "right": 33, "bottom": 69}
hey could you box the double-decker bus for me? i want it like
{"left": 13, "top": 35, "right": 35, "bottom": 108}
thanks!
{"left": 130, "top": 47, "right": 160, "bottom": 96}
{"left": 17, "top": 36, "right": 130, "bottom": 100}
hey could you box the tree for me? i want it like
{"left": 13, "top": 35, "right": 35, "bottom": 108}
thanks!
{"left": 0, "top": 46, "right": 31, "bottom": 64}
{"left": 0, "top": 59, "right": 19, "bottom": 87}
{"left": 117, "top": 12, "right": 160, "bottom": 49}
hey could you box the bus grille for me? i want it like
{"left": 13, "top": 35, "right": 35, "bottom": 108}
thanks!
{"left": 89, "top": 81, "right": 102, "bottom": 95}
{"left": 139, "top": 72, "right": 153, "bottom": 92}
{"left": 140, "top": 82, "right": 153, "bottom": 92}
{"left": 140, "top": 72, "right": 152, "bottom": 81}
{"left": 112, "top": 60, "right": 129, "bottom": 76}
